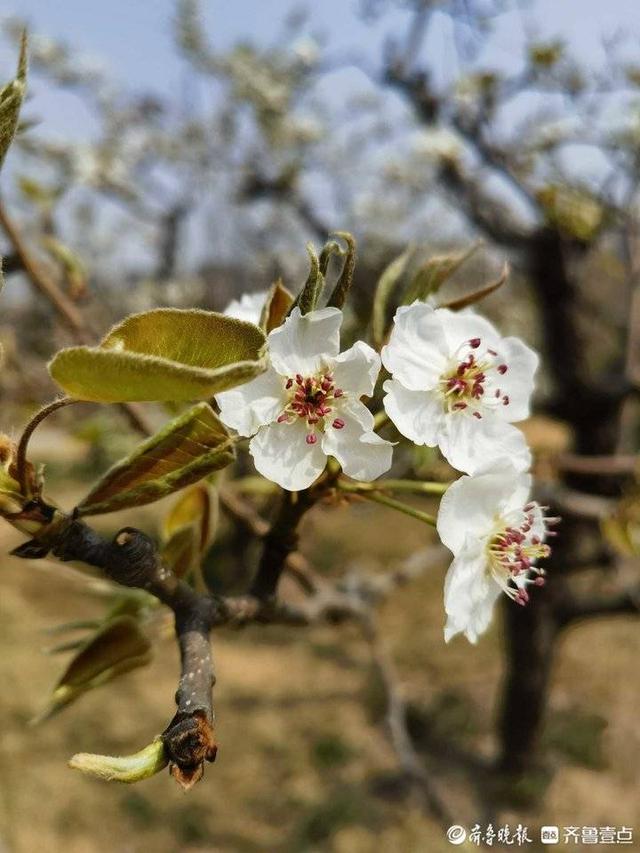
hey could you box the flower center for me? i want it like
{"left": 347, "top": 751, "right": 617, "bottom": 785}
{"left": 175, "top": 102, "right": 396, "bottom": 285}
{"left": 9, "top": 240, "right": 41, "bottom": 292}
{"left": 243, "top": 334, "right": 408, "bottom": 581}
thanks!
{"left": 277, "top": 372, "right": 346, "bottom": 445}
{"left": 439, "top": 337, "right": 509, "bottom": 419}
{"left": 486, "top": 502, "right": 558, "bottom": 605}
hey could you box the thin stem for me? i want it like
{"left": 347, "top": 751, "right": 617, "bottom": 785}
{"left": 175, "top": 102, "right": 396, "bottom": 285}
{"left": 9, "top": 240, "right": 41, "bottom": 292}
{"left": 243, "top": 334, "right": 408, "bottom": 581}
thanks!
{"left": 16, "top": 397, "right": 77, "bottom": 495}
{"left": 345, "top": 478, "right": 450, "bottom": 496}
{"left": 373, "top": 410, "right": 390, "bottom": 431}
{"left": 338, "top": 481, "right": 437, "bottom": 526}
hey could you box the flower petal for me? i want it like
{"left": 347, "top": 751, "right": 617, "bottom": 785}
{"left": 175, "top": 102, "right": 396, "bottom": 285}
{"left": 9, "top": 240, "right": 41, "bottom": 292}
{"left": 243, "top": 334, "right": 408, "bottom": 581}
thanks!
{"left": 443, "top": 542, "right": 501, "bottom": 643}
{"left": 437, "top": 467, "right": 523, "bottom": 554}
{"left": 223, "top": 291, "right": 268, "bottom": 325}
{"left": 216, "top": 366, "right": 286, "bottom": 436}
{"left": 333, "top": 341, "right": 381, "bottom": 397}
{"left": 438, "top": 414, "right": 531, "bottom": 475}
{"left": 435, "top": 307, "right": 502, "bottom": 354}
{"left": 268, "top": 307, "right": 342, "bottom": 376}
{"left": 249, "top": 420, "right": 326, "bottom": 491}
{"left": 382, "top": 379, "right": 443, "bottom": 446}
{"left": 492, "top": 336, "right": 539, "bottom": 422}
{"left": 382, "top": 303, "right": 448, "bottom": 391}
{"left": 322, "top": 411, "right": 393, "bottom": 482}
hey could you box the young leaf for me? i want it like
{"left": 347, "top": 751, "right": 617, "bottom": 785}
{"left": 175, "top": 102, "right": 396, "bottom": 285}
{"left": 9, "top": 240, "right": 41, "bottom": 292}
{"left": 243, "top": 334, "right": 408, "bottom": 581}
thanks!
{"left": 0, "top": 31, "right": 27, "bottom": 171}
{"left": 371, "top": 246, "right": 414, "bottom": 349}
{"left": 260, "top": 278, "right": 294, "bottom": 333}
{"left": 76, "top": 403, "right": 234, "bottom": 516}
{"left": 401, "top": 241, "right": 481, "bottom": 306}
{"left": 69, "top": 738, "right": 168, "bottom": 784}
{"left": 161, "top": 484, "right": 215, "bottom": 584}
{"left": 439, "top": 263, "right": 508, "bottom": 311}
{"left": 294, "top": 244, "right": 324, "bottom": 315}
{"left": 48, "top": 308, "right": 267, "bottom": 403}
{"left": 34, "top": 616, "right": 152, "bottom": 722}
{"left": 327, "top": 231, "right": 357, "bottom": 309}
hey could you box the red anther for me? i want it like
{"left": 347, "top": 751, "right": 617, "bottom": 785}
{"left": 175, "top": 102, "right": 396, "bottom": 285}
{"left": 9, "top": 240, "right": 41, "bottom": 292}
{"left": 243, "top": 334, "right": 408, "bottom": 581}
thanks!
{"left": 332, "top": 418, "right": 345, "bottom": 429}
{"left": 495, "top": 389, "right": 501, "bottom": 398}
{"left": 534, "top": 577, "right": 545, "bottom": 587}
{"left": 502, "top": 395, "right": 510, "bottom": 405}
{"left": 285, "top": 378, "right": 293, "bottom": 389}
{"left": 473, "top": 411, "right": 482, "bottom": 419}
{"left": 488, "top": 348, "right": 497, "bottom": 356}
{"left": 295, "top": 374, "right": 303, "bottom": 385}
{"left": 453, "top": 402, "right": 467, "bottom": 410}
{"left": 334, "top": 388, "right": 344, "bottom": 398}
{"left": 306, "top": 433, "right": 317, "bottom": 445}
{"left": 497, "top": 364, "right": 508, "bottom": 374}
{"left": 277, "top": 413, "right": 288, "bottom": 423}
{"left": 469, "top": 337, "right": 481, "bottom": 348}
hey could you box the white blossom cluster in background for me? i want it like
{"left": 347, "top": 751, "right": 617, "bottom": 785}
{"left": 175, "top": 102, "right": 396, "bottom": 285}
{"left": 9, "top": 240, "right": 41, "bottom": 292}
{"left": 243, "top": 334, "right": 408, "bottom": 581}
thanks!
{"left": 219, "top": 293, "right": 556, "bottom": 644}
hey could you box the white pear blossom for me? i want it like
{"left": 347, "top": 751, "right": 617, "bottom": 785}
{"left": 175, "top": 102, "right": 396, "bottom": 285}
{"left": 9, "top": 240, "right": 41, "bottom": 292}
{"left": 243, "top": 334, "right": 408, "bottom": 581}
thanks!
{"left": 437, "top": 465, "right": 557, "bottom": 643}
{"left": 217, "top": 307, "right": 393, "bottom": 491}
{"left": 382, "top": 303, "right": 538, "bottom": 475}
{"left": 223, "top": 291, "right": 268, "bottom": 325}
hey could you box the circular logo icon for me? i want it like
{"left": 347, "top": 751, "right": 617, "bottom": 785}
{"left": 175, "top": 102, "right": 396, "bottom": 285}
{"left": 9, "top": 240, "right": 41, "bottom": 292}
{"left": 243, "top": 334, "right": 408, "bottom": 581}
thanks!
{"left": 447, "top": 825, "right": 467, "bottom": 845}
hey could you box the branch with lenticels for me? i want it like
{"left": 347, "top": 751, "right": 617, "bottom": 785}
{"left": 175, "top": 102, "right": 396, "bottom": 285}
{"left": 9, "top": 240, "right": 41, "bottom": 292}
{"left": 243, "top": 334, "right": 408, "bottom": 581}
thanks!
{"left": 10, "top": 502, "right": 444, "bottom": 789}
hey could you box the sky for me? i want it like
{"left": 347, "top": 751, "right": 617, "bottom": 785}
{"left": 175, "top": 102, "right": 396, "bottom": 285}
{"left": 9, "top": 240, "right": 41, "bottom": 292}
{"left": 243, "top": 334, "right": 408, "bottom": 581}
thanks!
{"left": 0, "top": 0, "right": 639, "bottom": 276}
{"left": 1, "top": 0, "right": 640, "bottom": 141}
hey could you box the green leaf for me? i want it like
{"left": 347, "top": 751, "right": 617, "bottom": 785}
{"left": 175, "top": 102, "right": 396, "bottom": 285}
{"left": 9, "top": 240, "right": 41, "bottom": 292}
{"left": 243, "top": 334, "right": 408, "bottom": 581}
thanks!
{"left": 0, "top": 31, "right": 27, "bottom": 171}
{"left": 401, "top": 241, "right": 481, "bottom": 306}
{"left": 35, "top": 616, "right": 152, "bottom": 722}
{"left": 76, "top": 403, "right": 234, "bottom": 516}
{"left": 41, "top": 236, "right": 87, "bottom": 299}
{"left": 260, "top": 278, "right": 294, "bottom": 333}
{"left": 161, "top": 483, "right": 215, "bottom": 584}
{"left": 48, "top": 308, "right": 267, "bottom": 402}
{"left": 294, "top": 244, "right": 324, "bottom": 315}
{"left": 327, "top": 231, "right": 357, "bottom": 309}
{"left": 371, "top": 246, "right": 414, "bottom": 349}
{"left": 439, "top": 263, "right": 508, "bottom": 311}
{"left": 69, "top": 738, "right": 168, "bottom": 783}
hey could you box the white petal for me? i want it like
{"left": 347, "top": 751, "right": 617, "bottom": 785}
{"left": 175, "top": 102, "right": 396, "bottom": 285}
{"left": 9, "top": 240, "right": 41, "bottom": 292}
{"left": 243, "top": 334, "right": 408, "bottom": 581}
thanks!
{"left": 339, "top": 398, "right": 375, "bottom": 430}
{"left": 443, "top": 544, "right": 501, "bottom": 643}
{"left": 223, "top": 291, "right": 268, "bottom": 325}
{"left": 322, "top": 412, "right": 393, "bottom": 482}
{"left": 268, "top": 307, "right": 342, "bottom": 376}
{"left": 333, "top": 341, "right": 381, "bottom": 396}
{"left": 437, "top": 468, "right": 519, "bottom": 554}
{"left": 216, "top": 366, "right": 286, "bottom": 437}
{"left": 382, "top": 379, "right": 443, "bottom": 446}
{"left": 492, "top": 336, "right": 539, "bottom": 422}
{"left": 435, "top": 307, "right": 502, "bottom": 354}
{"left": 381, "top": 302, "right": 449, "bottom": 391}
{"left": 438, "top": 414, "right": 531, "bottom": 475}
{"left": 500, "top": 468, "right": 533, "bottom": 515}
{"left": 249, "top": 420, "right": 326, "bottom": 491}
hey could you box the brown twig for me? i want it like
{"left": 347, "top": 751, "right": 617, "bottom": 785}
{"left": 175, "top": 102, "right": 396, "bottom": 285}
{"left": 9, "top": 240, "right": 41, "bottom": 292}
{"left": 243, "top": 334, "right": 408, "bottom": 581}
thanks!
{"left": 0, "top": 200, "right": 153, "bottom": 437}
{"left": 0, "top": 200, "right": 91, "bottom": 341}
